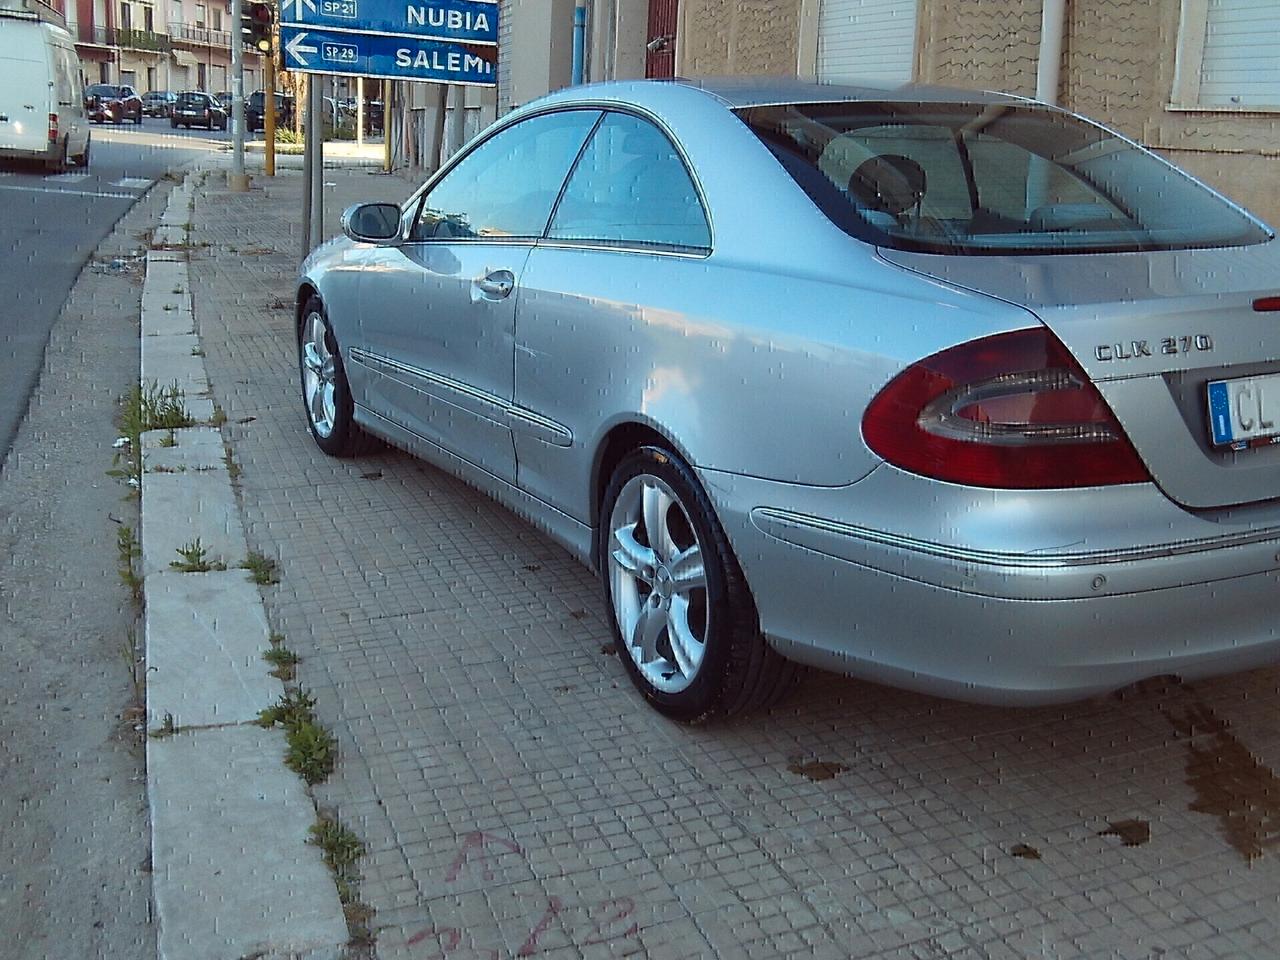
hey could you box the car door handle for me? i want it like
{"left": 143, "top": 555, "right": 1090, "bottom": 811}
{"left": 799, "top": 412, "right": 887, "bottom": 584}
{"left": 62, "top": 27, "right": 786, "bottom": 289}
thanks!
{"left": 474, "top": 270, "right": 515, "bottom": 300}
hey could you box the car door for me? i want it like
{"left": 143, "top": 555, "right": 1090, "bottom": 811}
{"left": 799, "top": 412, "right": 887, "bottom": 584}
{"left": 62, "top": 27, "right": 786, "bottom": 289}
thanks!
{"left": 354, "top": 108, "right": 601, "bottom": 484}
{"left": 513, "top": 110, "right": 714, "bottom": 519}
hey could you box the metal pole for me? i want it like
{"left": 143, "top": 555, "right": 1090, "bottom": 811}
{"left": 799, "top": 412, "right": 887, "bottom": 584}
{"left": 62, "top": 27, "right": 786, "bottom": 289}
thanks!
{"left": 308, "top": 78, "right": 324, "bottom": 250}
{"left": 356, "top": 76, "right": 364, "bottom": 148}
{"left": 572, "top": 4, "right": 586, "bottom": 85}
{"left": 229, "top": 0, "right": 249, "bottom": 190}
{"left": 382, "top": 79, "right": 392, "bottom": 173}
{"left": 264, "top": 52, "right": 276, "bottom": 177}
{"left": 301, "top": 73, "right": 312, "bottom": 263}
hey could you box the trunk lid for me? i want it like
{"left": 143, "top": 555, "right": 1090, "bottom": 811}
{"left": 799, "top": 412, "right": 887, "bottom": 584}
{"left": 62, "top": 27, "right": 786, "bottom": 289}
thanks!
{"left": 880, "top": 240, "right": 1280, "bottom": 509}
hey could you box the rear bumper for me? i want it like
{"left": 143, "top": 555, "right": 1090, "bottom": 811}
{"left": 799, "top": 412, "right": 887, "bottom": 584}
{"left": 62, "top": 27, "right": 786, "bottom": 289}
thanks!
{"left": 0, "top": 140, "right": 60, "bottom": 163}
{"left": 700, "top": 465, "right": 1280, "bottom": 704}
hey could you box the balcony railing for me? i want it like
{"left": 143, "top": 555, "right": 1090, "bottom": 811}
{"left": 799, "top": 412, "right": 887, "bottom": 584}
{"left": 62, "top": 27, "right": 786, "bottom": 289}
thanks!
{"left": 117, "top": 27, "right": 172, "bottom": 51}
{"left": 169, "top": 23, "right": 232, "bottom": 48}
{"left": 74, "top": 24, "right": 172, "bottom": 51}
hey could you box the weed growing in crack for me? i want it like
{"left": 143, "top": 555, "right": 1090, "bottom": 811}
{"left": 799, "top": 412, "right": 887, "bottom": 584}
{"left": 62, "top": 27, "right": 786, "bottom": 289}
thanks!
{"left": 309, "top": 812, "right": 375, "bottom": 948}
{"left": 110, "top": 382, "right": 194, "bottom": 490}
{"left": 169, "top": 538, "right": 227, "bottom": 573}
{"left": 241, "top": 551, "right": 279, "bottom": 585}
{"left": 257, "top": 688, "right": 336, "bottom": 784}
{"left": 117, "top": 525, "right": 143, "bottom": 608}
{"left": 263, "top": 645, "right": 300, "bottom": 681}
{"left": 120, "top": 628, "right": 143, "bottom": 704}
{"left": 150, "top": 713, "right": 178, "bottom": 738}
{"left": 159, "top": 429, "right": 177, "bottom": 448}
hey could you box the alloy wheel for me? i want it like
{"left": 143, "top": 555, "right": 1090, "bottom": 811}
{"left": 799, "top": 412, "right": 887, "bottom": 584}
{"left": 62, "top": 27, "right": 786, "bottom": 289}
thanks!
{"left": 607, "top": 474, "right": 709, "bottom": 693}
{"left": 300, "top": 311, "right": 337, "bottom": 438}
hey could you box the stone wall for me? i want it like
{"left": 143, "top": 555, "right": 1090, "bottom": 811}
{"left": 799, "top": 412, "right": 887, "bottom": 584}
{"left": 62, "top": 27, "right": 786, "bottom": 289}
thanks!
{"left": 677, "top": 0, "right": 804, "bottom": 76}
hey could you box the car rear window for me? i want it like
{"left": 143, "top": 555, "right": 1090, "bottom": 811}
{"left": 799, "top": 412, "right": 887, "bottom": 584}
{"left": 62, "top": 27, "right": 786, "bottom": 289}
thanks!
{"left": 737, "top": 101, "right": 1272, "bottom": 255}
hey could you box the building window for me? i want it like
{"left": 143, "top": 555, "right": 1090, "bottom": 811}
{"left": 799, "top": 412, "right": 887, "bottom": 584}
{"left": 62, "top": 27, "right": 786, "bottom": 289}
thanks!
{"left": 195, "top": 3, "right": 206, "bottom": 28}
{"left": 143, "top": 5, "right": 153, "bottom": 32}
{"left": 1172, "top": 0, "right": 1280, "bottom": 111}
{"left": 120, "top": 2, "right": 132, "bottom": 30}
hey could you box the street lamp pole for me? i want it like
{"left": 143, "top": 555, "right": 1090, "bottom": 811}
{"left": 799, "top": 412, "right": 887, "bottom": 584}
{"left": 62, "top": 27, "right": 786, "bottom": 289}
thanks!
{"left": 228, "top": 0, "right": 249, "bottom": 191}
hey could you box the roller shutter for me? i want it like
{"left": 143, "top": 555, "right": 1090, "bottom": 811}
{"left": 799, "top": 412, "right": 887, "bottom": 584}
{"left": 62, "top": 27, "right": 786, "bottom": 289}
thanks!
{"left": 1199, "top": 0, "right": 1280, "bottom": 107}
{"left": 817, "top": 0, "right": 918, "bottom": 85}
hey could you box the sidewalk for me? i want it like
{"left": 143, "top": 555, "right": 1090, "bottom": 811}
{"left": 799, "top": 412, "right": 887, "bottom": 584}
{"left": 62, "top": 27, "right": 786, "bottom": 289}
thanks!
{"left": 184, "top": 165, "right": 1280, "bottom": 959}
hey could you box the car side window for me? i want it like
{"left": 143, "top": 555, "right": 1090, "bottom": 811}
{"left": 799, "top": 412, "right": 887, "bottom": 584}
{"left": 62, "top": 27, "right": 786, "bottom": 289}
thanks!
{"left": 546, "top": 112, "right": 710, "bottom": 252}
{"left": 411, "top": 109, "right": 600, "bottom": 242}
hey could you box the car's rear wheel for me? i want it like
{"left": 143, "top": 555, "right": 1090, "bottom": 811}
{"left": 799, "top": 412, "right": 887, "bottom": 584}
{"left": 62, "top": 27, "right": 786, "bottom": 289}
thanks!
{"left": 599, "top": 445, "right": 801, "bottom": 722}
{"left": 73, "top": 136, "right": 90, "bottom": 168}
{"left": 44, "top": 137, "right": 68, "bottom": 174}
{"left": 298, "top": 297, "right": 369, "bottom": 457}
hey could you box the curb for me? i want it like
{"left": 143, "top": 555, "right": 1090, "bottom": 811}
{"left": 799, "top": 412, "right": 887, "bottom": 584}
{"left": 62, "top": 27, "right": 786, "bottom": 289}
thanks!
{"left": 140, "top": 181, "right": 349, "bottom": 960}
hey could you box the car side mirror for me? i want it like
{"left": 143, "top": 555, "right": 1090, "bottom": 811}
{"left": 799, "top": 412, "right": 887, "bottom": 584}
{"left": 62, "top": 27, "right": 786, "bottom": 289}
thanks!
{"left": 341, "top": 202, "right": 403, "bottom": 245}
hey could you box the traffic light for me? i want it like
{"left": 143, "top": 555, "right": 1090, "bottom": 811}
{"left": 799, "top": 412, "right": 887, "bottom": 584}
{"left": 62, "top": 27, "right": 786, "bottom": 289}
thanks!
{"left": 242, "top": 2, "right": 273, "bottom": 53}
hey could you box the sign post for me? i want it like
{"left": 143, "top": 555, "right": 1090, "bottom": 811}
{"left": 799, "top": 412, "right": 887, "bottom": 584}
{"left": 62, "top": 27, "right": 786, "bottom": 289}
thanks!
{"left": 285, "top": 0, "right": 498, "bottom": 258}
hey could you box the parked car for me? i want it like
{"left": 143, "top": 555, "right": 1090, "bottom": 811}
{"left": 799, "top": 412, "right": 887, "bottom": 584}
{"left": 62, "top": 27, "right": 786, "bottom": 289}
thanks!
{"left": 171, "top": 91, "right": 227, "bottom": 130}
{"left": 246, "top": 90, "right": 294, "bottom": 132}
{"left": 84, "top": 82, "right": 142, "bottom": 125}
{"left": 142, "top": 89, "right": 176, "bottom": 118}
{"left": 0, "top": 12, "right": 89, "bottom": 171}
{"left": 297, "top": 78, "right": 1280, "bottom": 721}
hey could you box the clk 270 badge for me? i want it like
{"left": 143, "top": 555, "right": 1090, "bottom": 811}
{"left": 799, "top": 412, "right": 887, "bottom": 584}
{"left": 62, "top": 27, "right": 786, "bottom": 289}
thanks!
{"left": 1095, "top": 335, "right": 1213, "bottom": 361}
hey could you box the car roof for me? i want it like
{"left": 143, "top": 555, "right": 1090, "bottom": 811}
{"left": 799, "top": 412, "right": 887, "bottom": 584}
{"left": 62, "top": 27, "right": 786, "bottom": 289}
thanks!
{"left": 534, "top": 76, "right": 1030, "bottom": 112}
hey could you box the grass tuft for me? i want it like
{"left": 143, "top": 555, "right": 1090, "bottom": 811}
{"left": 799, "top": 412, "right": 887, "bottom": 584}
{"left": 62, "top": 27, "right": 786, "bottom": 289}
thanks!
{"left": 241, "top": 551, "right": 279, "bottom": 585}
{"left": 169, "top": 538, "right": 227, "bottom": 573}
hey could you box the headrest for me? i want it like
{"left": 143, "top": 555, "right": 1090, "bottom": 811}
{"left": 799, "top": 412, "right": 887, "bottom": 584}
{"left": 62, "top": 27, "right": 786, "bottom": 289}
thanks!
{"left": 847, "top": 155, "right": 927, "bottom": 216}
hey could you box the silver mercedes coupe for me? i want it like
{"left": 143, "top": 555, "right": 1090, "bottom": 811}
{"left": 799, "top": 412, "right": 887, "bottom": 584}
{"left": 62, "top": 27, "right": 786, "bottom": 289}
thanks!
{"left": 297, "top": 78, "right": 1280, "bottom": 721}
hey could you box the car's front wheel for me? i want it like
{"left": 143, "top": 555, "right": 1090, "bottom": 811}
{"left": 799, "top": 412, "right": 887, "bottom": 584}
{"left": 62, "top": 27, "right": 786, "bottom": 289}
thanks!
{"left": 298, "top": 297, "right": 368, "bottom": 457}
{"left": 599, "top": 446, "right": 801, "bottom": 722}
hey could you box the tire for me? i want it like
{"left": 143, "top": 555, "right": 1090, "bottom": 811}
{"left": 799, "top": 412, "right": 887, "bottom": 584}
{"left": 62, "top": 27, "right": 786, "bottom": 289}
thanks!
{"left": 44, "top": 138, "right": 68, "bottom": 174}
{"left": 598, "top": 445, "right": 802, "bottom": 722}
{"left": 73, "top": 136, "right": 90, "bottom": 168}
{"left": 170, "top": 118, "right": 177, "bottom": 129}
{"left": 298, "top": 297, "right": 369, "bottom": 457}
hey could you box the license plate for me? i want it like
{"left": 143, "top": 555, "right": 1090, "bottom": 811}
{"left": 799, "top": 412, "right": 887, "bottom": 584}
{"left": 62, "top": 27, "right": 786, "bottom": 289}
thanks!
{"left": 1207, "top": 373, "right": 1280, "bottom": 447}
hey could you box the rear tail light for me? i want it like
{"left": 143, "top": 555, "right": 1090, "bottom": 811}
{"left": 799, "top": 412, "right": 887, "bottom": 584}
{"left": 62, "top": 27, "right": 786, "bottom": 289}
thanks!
{"left": 862, "top": 327, "right": 1150, "bottom": 488}
{"left": 48, "top": 113, "right": 58, "bottom": 141}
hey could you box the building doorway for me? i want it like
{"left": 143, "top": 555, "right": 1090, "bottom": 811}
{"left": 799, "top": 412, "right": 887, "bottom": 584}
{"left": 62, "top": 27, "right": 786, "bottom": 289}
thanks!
{"left": 645, "top": 0, "right": 678, "bottom": 78}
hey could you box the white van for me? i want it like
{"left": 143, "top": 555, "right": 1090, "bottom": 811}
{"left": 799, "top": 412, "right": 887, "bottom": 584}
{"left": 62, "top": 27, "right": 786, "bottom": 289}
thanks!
{"left": 0, "top": 11, "right": 89, "bottom": 171}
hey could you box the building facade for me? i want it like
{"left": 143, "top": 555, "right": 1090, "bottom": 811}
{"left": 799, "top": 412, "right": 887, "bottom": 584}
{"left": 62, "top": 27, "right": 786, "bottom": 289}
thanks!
{"left": 53, "top": 0, "right": 260, "bottom": 94}
{"left": 396, "top": 1, "right": 1276, "bottom": 228}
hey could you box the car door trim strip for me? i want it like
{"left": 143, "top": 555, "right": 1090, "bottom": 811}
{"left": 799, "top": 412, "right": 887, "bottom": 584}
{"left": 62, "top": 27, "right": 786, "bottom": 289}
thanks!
{"left": 350, "top": 347, "right": 573, "bottom": 446}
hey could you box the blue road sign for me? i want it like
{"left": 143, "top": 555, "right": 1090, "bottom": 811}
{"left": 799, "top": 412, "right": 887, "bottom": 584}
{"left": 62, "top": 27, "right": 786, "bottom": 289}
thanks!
{"left": 279, "top": 0, "right": 498, "bottom": 45}
{"left": 281, "top": 25, "right": 497, "bottom": 85}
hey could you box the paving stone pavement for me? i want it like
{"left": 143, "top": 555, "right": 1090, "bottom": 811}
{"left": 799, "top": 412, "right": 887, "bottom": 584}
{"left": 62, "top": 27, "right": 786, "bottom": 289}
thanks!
{"left": 187, "top": 165, "right": 1280, "bottom": 959}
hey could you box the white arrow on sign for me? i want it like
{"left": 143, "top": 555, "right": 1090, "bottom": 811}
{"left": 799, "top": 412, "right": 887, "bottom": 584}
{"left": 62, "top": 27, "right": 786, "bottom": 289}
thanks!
{"left": 285, "top": 31, "right": 319, "bottom": 66}
{"left": 284, "top": 0, "right": 317, "bottom": 18}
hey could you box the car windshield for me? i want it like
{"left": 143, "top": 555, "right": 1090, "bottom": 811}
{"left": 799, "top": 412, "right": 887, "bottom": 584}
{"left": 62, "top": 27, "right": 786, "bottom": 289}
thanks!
{"left": 86, "top": 85, "right": 121, "bottom": 97}
{"left": 737, "top": 101, "right": 1271, "bottom": 255}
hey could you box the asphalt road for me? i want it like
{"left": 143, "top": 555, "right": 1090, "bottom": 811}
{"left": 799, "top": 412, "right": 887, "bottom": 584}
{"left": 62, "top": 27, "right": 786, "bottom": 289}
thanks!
{"left": 0, "top": 121, "right": 230, "bottom": 463}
